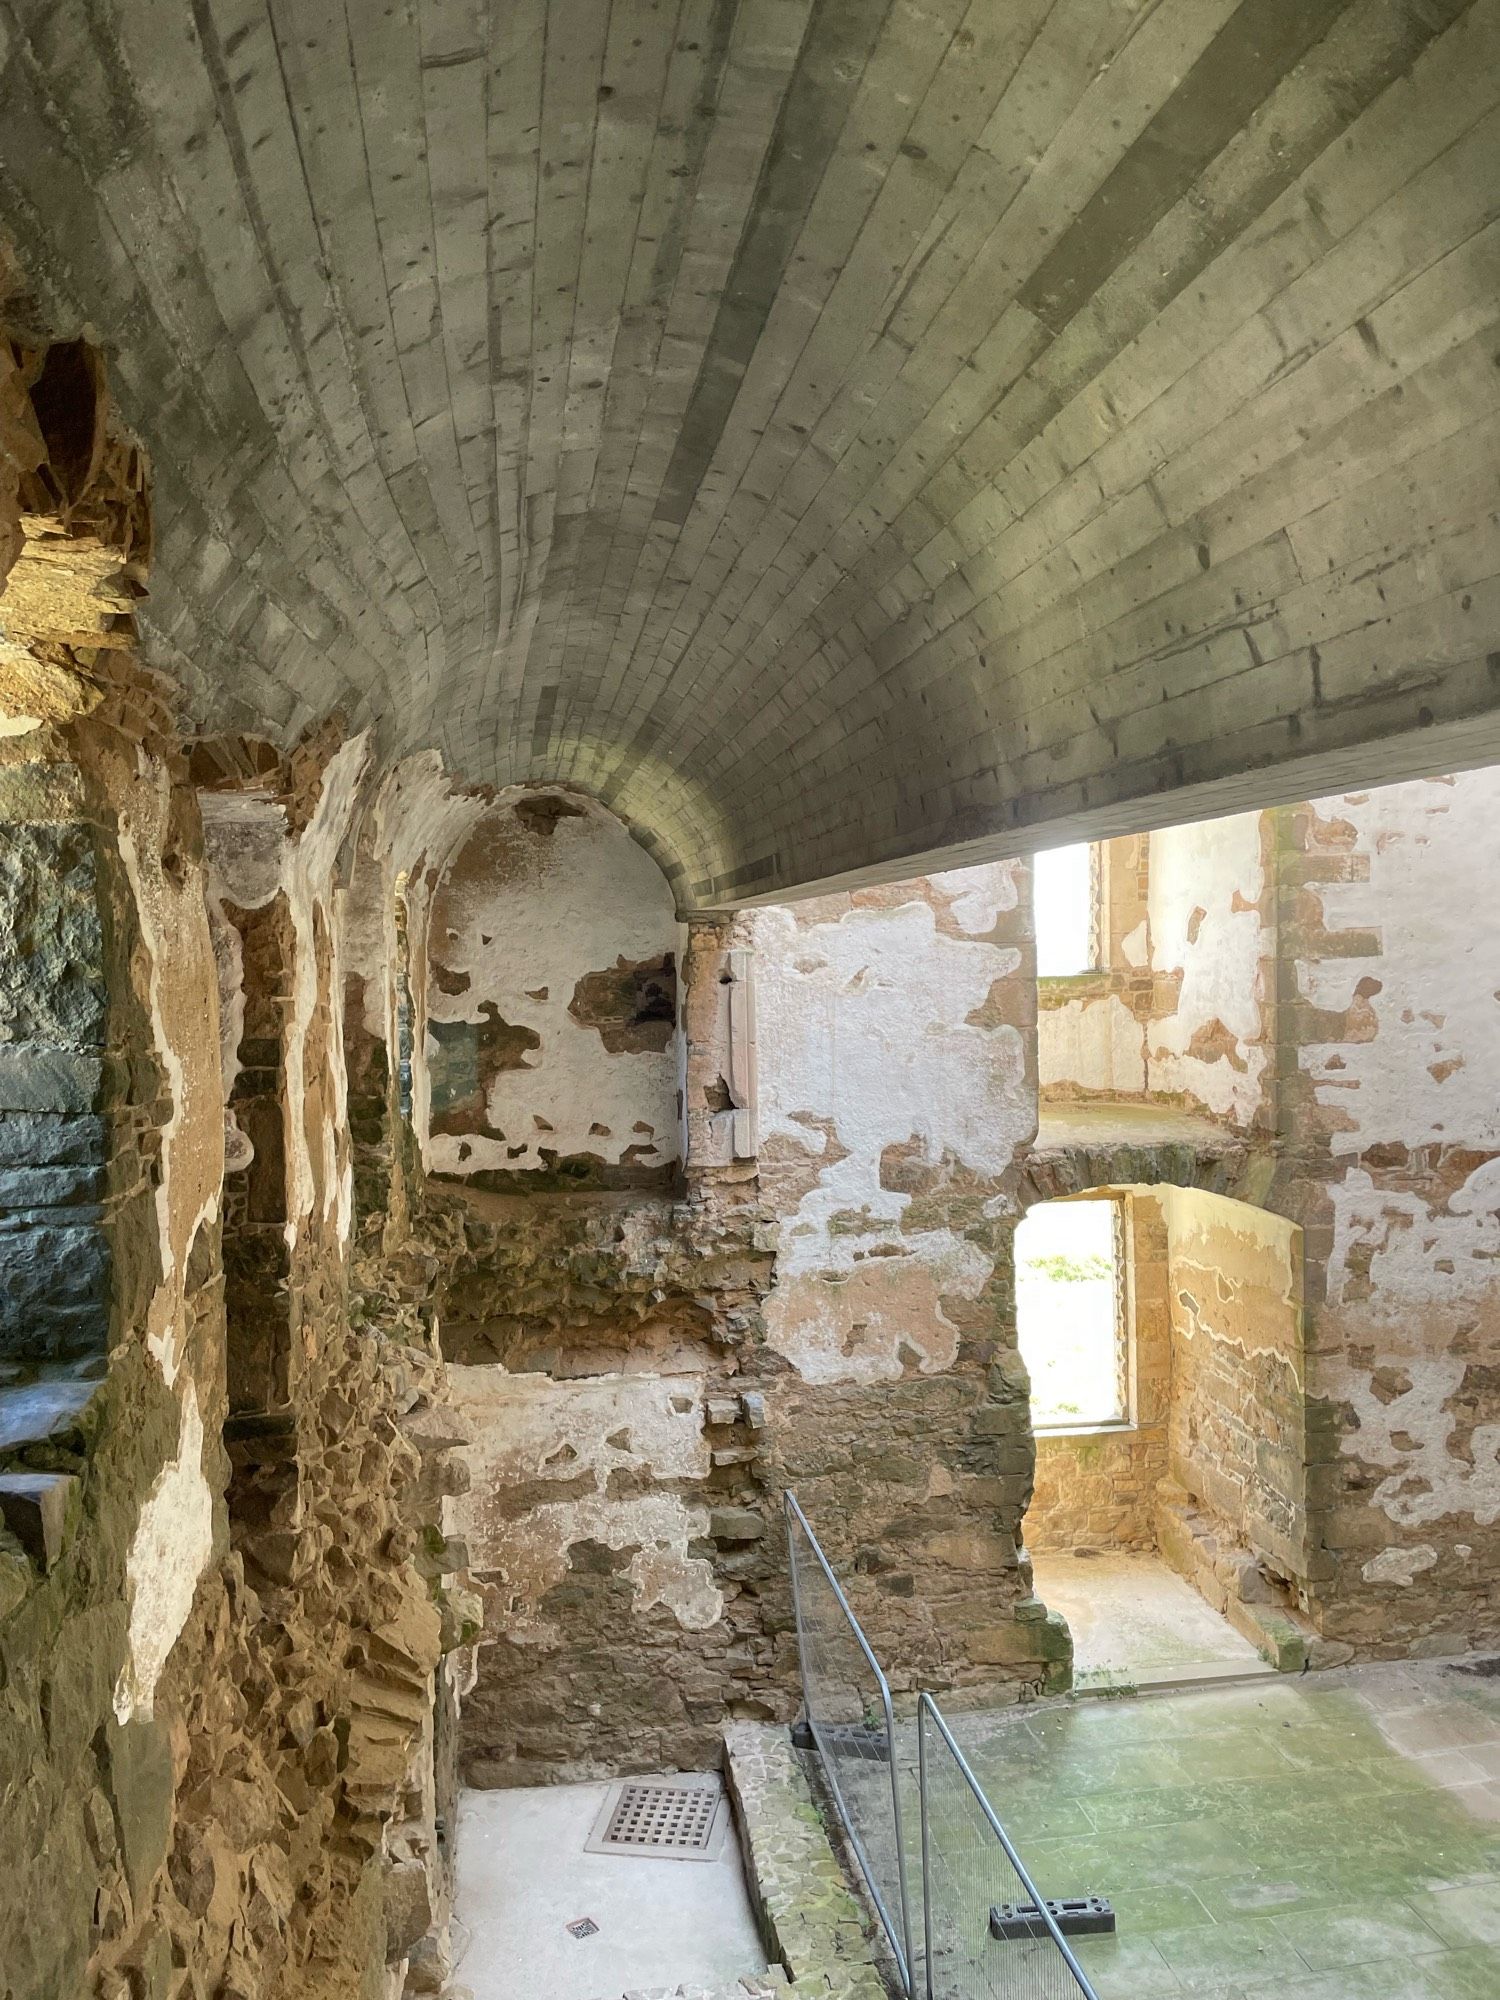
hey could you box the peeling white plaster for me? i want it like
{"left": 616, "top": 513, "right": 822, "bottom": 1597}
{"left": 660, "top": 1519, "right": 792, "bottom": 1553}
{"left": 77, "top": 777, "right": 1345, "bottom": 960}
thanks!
{"left": 446, "top": 1369, "right": 722, "bottom": 1637}
{"left": 1147, "top": 810, "right": 1267, "bottom": 1123}
{"left": 1338, "top": 1350, "right": 1500, "bottom": 1528}
{"left": 426, "top": 791, "right": 683, "bottom": 1174}
{"left": 1119, "top": 919, "right": 1148, "bottom": 969}
{"left": 1327, "top": 1167, "right": 1500, "bottom": 1312}
{"left": 927, "top": 862, "right": 1019, "bottom": 932}
{"left": 114, "top": 1382, "right": 215, "bottom": 1721}
{"left": 362, "top": 751, "right": 490, "bottom": 1152}
{"left": 202, "top": 737, "right": 371, "bottom": 1250}
{"left": 289, "top": 737, "right": 369, "bottom": 1247}
{"left": 1303, "top": 777, "right": 1500, "bottom": 1539}
{"left": 1362, "top": 1544, "right": 1439, "bottom": 1586}
{"left": 1039, "top": 991, "right": 1146, "bottom": 1094}
{"left": 755, "top": 869, "right": 1029, "bottom": 1384}
{"left": 117, "top": 756, "right": 224, "bottom": 1386}
{"left": 1302, "top": 774, "right": 1500, "bottom": 1156}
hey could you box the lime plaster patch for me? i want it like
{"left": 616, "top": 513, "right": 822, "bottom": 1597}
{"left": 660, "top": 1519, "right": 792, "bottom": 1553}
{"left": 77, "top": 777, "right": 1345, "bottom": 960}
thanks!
{"left": 755, "top": 871, "right": 1028, "bottom": 1385}
{"left": 114, "top": 1382, "right": 215, "bottom": 1722}
{"left": 1363, "top": 1544, "right": 1440, "bottom": 1585}
{"left": 447, "top": 1368, "right": 723, "bottom": 1637}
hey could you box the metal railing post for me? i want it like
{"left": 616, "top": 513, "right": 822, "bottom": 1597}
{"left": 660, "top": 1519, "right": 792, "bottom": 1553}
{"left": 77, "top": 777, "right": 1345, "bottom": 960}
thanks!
{"left": 786, "top": 1493, "right": 1100, "bottom": 2000}
{"left": 918, "top": 1691, "right": 1102, "bottom": 2000}
{"left": 918, "top": 1693, "right": 935, "bottom": 2000}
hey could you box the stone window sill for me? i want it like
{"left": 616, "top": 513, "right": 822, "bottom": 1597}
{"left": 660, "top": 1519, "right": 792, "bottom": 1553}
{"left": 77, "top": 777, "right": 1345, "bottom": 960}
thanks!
{"left": 1037, "top": 972, "right": 1109, "bottom": 1001}
{"left": 1034, "top": 1419, "right": 1136, "bottom": 1441}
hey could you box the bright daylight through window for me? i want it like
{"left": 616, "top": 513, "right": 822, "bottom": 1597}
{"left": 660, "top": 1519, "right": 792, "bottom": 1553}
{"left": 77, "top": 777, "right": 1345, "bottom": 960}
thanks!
{"left": 1033, "top": 842, "right": 1096, "bottom": 976}
{"left": 1016, "top": 1197, "right": 1126, "bottom": 1429}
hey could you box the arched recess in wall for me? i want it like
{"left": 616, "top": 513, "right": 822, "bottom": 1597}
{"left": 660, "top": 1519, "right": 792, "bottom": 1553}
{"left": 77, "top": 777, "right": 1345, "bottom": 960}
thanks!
{"left": 421, "top": 787, "right": 685, "bottom": 1192}
{"left": 1014, "top": 1134, "right": 1315, "bottom": 1665}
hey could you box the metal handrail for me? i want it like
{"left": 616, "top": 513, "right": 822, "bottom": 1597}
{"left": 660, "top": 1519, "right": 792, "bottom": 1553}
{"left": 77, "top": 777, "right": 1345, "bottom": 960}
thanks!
{"left": 785, "top": 1491, "right": 916, "bottom": 1993}
{"left": 917, "top": 1692, "right": 1101, "bottom": 2000}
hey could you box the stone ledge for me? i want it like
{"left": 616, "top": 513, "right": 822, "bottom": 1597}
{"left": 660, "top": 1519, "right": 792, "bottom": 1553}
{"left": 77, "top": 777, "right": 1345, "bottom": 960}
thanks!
{"left": 618, "top": 1977, "right": 791, "bottom": 2000}
{"left": 723, "top": 1722, "right": 893, "bottom": 2000}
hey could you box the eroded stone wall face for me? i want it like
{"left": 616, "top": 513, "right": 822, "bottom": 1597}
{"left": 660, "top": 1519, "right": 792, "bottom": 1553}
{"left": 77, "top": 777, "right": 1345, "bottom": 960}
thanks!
{"left": 0, "top": 337, "right": 470, "bottom": 2000}
{"left": 436, "top": 860, "right": 1080, "bottom": 1784}
{"left": 1279, "top": 774, "right": 1500, "bottom": 1655}
{"left": 1027, "top": 774, "right": 1500, "bottom": 1668}
{"left": 434, "top": 910, "right": 780, "bottom": 1784}
{"left": 1157, "top": 1186, "right": 1306, "bottom": 1588}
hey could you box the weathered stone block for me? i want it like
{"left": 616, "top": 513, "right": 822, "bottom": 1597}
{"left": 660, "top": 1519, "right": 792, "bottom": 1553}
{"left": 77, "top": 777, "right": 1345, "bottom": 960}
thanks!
{"left": 0, "top": 1047, "right": 104, "bottom": 1113}
{"left": 383, "top": 1858, "right": 433, "bottom": 1963}
{"left": 0, "top": 1380, "right": 97, "bottom": 1452}
{"left": 0, "top": 1470, "right": 74, "bottom": 1566}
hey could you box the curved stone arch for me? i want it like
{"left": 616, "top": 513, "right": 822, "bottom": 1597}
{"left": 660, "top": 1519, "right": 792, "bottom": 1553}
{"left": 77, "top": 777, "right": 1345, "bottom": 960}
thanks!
{"left": 1016, "top": 1125, "right": 1317, "bottom": 1664}
{"left": 1014, "top": 1123, "right": 1268, "bottom": 1216}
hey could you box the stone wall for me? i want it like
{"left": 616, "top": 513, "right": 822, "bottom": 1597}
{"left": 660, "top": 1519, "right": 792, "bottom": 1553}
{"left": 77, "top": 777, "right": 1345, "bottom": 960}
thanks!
{"left": 1026, "top": 775, "right": 1500, "bottom": 1672}
{"left": 1279, "top": 773, "right": 1500, "bottom": 1656}
{"left": 1026, "top": 1192, "right": 1170, "bottom": 1556}
{"left": 1037, "top": 810, "right": 1274, "bottom": 1126}
{"left": 439, "top": 1173, "right": 778, "bottom": 1784}
{"left": 749, "top": 867, "right": 1068, "bottom": 1698}
{"left": 1158, "top": 1185, "right": 1306, "bottom": 1582}
{"left": 0, "top": 334, "right": 470, "bottom": 2000}
{"left": 425, "top": 789, "right": 684, "bottom": 1190}
{"left": 436, "top": 856, "right": 1081, "bottom": 1787}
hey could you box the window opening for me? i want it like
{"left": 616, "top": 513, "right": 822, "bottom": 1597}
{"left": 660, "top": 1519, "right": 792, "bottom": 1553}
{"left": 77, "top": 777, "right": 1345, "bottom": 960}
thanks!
{"left": 1016, "top": 1196, "right": 1127, "bottom": 1429}
{"left": 1033, "top": 842, "right": 1100, "bottom": 977}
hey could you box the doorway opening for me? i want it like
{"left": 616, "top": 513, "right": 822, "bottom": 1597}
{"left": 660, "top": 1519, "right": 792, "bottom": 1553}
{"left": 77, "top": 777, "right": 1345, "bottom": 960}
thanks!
{"left": 1018, "top": 1183, "right": 1306, "bottom": 1691}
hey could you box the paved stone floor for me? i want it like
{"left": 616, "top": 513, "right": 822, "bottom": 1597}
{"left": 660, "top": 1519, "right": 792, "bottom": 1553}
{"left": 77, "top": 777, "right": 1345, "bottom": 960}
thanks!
{"left": 1031, "top": 1551, "right": 1273, "bottom": 1691}
{"left": 946, "top": 1660, "right": 1500, "bottom": 1998}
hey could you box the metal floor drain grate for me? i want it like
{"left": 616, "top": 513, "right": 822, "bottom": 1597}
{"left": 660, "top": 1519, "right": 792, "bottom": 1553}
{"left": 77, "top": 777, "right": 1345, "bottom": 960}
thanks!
{"left": 584, "top": 1777, "right": 728, "bottom": 1861}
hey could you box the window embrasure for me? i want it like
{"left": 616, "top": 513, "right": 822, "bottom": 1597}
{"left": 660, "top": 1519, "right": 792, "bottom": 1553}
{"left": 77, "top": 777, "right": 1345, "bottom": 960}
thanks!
{"left": 1032, "top": 842, "right": 1102, "bottom": 978}
{"left": 1015, "top": 1194, "right": 1129, "bottom": 1431}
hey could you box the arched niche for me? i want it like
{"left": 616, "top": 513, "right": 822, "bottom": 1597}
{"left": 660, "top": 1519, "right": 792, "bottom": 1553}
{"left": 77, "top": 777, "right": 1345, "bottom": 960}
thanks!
{"left": 422, "top": 788, "right": 684, "bottom": 1191}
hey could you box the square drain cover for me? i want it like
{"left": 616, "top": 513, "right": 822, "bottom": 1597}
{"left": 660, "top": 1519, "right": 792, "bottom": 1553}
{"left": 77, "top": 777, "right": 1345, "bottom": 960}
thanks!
{"left": 584, "top": 1776, "right": 728, "bottom": 1861}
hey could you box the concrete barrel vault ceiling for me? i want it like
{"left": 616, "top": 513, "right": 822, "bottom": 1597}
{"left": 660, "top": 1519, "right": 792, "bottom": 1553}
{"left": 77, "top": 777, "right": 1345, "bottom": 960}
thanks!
{"left": 0, "top": 0, "right": 1497, "bottom": 903}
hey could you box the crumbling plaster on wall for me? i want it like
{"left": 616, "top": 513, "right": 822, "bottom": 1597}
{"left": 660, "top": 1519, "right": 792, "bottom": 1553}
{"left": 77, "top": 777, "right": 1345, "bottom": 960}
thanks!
{"left": 1293, "top": 773, "right": 1500, "bottom": 1556}
{"left": 1304, "top": 777, "right": 1500, "bottom": 1161}
{"left": 115, "top": 752, "right": 224, "bottom": 1390}
{"left": 77, "top": 726, "right": 228, "bottom": 1727}
{"left": 202, "top": 734, "right": 370, "bottom": 1257}
{"left": 446, "top": 1367, "right": 723, "bottom": 1639}
{"left": 0, "top": 327, "right": 476, "bottom": 1999}
{"left": 1036, "top": 813, "right": 1271, "bottom": 1125}
{"left": 347, "top": 752, "right": 487, "bottom": 1057}
{"left": 1039, "top": 990, "right": 1147, "bottom": 1095}
{"left": 425, "top": 790, "right": 684, "bottom": 1179}
{"left": 1146, "top": 812, "right": 1271, "bottom": 1124}
{"left": 753, "top": 865, "right": 1032, "bottom": 1386}
{"left": 114, "top": 1378, "right": 215, "bottom": 1722}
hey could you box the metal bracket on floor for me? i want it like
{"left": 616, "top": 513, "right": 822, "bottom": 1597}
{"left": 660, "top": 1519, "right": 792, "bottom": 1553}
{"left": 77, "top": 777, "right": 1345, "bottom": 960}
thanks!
{"left": 990, "top": 1896, "right": 1116, "bottom": 1941}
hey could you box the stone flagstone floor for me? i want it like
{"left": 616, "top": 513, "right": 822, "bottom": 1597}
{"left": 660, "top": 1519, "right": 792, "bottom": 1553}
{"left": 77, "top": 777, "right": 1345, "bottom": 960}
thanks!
{"left": 942, "top": 1658, "right": 1500, "bottom": 1998}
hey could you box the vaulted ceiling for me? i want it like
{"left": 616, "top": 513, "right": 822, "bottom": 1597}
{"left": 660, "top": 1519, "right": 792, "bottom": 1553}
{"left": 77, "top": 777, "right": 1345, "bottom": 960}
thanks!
{"left": 1, "top": 0, "right": 1497, "bottom": 902}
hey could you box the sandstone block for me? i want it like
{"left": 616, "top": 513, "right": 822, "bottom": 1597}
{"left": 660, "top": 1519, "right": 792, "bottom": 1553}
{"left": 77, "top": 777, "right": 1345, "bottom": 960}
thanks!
{"left": 0, "top": 1469, "right": 75, "bottom": 1565}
